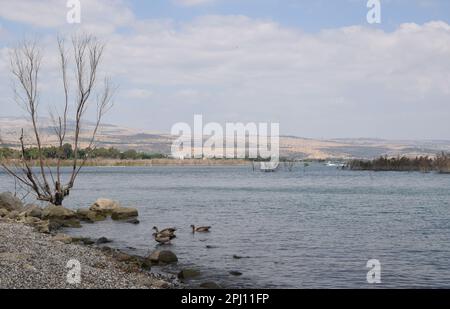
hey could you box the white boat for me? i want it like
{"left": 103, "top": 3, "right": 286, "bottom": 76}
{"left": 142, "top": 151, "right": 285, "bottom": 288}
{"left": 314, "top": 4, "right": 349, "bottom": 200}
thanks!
{"left": 325, "top": 161, "right": 345, "bottom": 167}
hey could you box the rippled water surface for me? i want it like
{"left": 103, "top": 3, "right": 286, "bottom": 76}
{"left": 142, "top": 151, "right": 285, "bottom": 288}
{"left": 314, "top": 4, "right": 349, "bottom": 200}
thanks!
{"left": 2, "top": 164, "right": 450, "bottom": 288}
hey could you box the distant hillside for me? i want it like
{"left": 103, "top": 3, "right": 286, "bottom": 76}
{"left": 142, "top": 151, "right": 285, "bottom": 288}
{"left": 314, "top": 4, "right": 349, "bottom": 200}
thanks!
{"left": 1, "top": 117, "right": 450, "bottom": 160}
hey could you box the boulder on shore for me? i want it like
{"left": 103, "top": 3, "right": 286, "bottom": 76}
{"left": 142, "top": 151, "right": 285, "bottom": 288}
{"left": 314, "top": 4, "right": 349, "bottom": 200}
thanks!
{"left": 147, "top": 250, "right": 178, "bottom": 265}
{"left": 76, "top": 208, "right": 107, "bottom": 223}
{"left": 7, "top": 210, "right": 20, "bottom": 220}
{"left": 0, "top": 209, "right": 9, "bottom": 218}
{"left": 89, "top": 198, "right": 121, "bottom": 215}
{"left": 0, "top": 192, "right": 23, "bottom": 212}
{"left": 71, "top": 237, "right": 95, "bottom": 245}
{"left": 19, "top": 216, "right": 41, "bottom": 225}
{"left": 96, "top": 237, "right": 112, "bottom": 245}
{"left": 111, "top": 207, "right": 139, "bottom": 221}
{"left": 178, "top": 268, "right": 201, "bottom": 280}
{"left": 21, "top": 204, "right": 43, "bottom": 219}
{"left": 42, "top": 205, "right": 81, "bottom": 229}
{"left": 33, "top": 219, "right": 50, "bottom": 234}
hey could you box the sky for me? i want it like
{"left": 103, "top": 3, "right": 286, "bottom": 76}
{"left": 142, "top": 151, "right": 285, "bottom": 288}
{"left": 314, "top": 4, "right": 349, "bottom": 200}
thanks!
{"left": 0, "top": 0, "right": 449, "bottom": 139}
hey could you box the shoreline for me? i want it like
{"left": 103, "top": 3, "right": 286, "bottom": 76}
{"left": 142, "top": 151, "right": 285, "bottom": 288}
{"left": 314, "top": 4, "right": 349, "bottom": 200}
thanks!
{"left": 0, "top": 219, "right": 179, "bottom": 289}
{"left": 1, "top": 158, "right": 251, "bottom": 167}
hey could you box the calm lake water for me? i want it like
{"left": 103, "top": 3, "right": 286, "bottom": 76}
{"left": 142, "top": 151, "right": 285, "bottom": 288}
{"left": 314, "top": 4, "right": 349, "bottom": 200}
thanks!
{"left": 1, "top": 163, "right": 450, "bottom": 288}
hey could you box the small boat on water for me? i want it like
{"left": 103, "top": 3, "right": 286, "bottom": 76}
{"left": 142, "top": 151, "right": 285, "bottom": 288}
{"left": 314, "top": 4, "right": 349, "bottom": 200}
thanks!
{"left": 325, "top": 161, "right": 345, "bottom": 167}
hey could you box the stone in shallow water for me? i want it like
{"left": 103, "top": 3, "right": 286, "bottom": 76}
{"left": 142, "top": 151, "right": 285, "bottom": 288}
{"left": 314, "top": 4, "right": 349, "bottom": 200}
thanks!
{"left": 7, "top": 210, "right": 19, "bottom": 220}
{"left": 124, "top": 217, "right": 140, "bottom": 224}
{"left": 178, "top": 268, "right": 201, "bottom": 280}
{"left": 89, "top": 198, "right": 121, "bottom": 215}
{"left": 96, "top": 237, "right": 112, "bottom": 244}
{"left": 76, "top": 208, "right": 106, "bottom": 222}
{"left": 111, "top": 207, "right": 139, "bottom": 221}
{"left": 229, "top": 271, "right": 243, "bottom": 276}
{"left": 233, "top": 255, "right": 250, "bottom": 259}
{"left": 147, "top": 250, "right": 178, "bottom": 264}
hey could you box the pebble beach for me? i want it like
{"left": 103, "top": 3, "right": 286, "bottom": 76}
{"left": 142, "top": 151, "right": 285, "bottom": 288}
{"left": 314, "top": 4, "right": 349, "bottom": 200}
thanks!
{"left": 0, "top": 219, "right": 176, "bottom": 289}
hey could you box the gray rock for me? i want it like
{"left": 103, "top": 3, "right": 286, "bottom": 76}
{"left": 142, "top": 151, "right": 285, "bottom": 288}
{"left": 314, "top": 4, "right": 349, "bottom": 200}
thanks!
{"left": 76, "top": 208, "right": 106, "bottom": 222}
{"left": 20, "top": 216, "right": 41, "bottom": 225}
{"left": 89, "top": 198, "right": 120, "bottom": 215}
{"left": 229, "top": 271, "right": 243, "bottom": 276}
{"left": 42, "top": 205, "right": 81, "bottom": 229}
{"left": 22, "top": 204, "right": 43, "bottom": 219}
{"left": 152, "top": 280, "right": 171, "bottom": 289}
{"left": 147, "top": 250, "right": 178, "bottom": 264}
{"left": 72, "top": 237, "right": 95, "bottom": 245}
{"left": 111, "top": 207, "right": 139, "bottom": 221}
{"left": 178, "top": 268, "right": 201, "bottom": 280}
{"left": 100, "top": 246, "right": 115, "bottom": 255}
{"left": 0, "top": 209, "right": 10, "bottom": 218}
{"left": 7, "top": 210, "right": 20, "bottom": 220}
{"left": 114, "top": 251, "right": 135, "bottom": 262}
{"left": 0, "top": 192, "right": 23, "bottom": 212}
{"left": 124, "top": 218, "right": 140, "bottom": 224}
{"left": 33, "top": 220, "right": 50, "bottom": 234}
{"left": 233, "top": 255, "right": 250, "bottom": 259}
{"left": 42, "top": 205, "right": 76, "bottom": 219}
{"left": 96, "top": 237, "right": 112, "bottom": 244}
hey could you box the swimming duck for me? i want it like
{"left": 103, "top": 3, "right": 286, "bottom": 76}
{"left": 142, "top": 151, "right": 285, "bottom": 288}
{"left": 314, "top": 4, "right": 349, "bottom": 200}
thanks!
{"left": 152, "top": 226, "right": 177, "bottom": 237}
{"left": 153, "top": 232, "right": 176, "bottom": 245}
{"left": 190, "top": 225, "right": 211, "bottom": 233}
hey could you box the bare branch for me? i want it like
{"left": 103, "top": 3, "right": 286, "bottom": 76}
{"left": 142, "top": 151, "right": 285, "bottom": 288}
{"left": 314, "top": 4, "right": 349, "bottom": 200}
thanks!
{"left": 1, "top": 34, "right": 114, "bottom": 206}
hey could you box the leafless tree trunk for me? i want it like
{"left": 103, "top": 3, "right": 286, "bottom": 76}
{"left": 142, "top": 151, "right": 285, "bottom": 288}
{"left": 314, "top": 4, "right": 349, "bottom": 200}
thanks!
{"left": 0, "top": 34, "right": 114, "bottom": 206}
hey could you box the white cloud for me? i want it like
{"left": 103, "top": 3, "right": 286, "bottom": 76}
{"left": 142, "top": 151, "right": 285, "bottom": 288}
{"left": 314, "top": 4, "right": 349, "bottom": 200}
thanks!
{"left": 173, "top": 0, "right": 216, "bottom": 7}
{"left": 125, "top": 88, "right": 154, "bottom": 100}
{"left": 0, "top": 1, "right": 450, "bottom": 138}
{"left": 0, "top": 0, "right": 133, "bottom": 33}
{"left": 96, "top": 17, "right": 450, "bottom": 138}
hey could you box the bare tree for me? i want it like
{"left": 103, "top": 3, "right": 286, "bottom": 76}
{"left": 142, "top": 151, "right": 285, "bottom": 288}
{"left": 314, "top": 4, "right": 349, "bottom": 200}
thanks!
{"left": 0, "top": 34, "right": 114, "bottom": 206}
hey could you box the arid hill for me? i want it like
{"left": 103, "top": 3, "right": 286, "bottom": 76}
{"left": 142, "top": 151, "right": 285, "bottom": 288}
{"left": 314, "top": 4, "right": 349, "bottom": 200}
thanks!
{"left": 1, "top": 117, "right": 450, "bottom": 160}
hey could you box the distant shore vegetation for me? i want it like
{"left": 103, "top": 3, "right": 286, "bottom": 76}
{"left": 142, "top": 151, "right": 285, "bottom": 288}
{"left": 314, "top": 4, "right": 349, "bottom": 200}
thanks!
{"left": 346, "top": 153, "right": 450, "bottom": 173}
{"left": 0, "top": 144, "right": 167, "bottom": 161}
{"left": 0, "top": 145, "right": 250, "bottom": 166}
